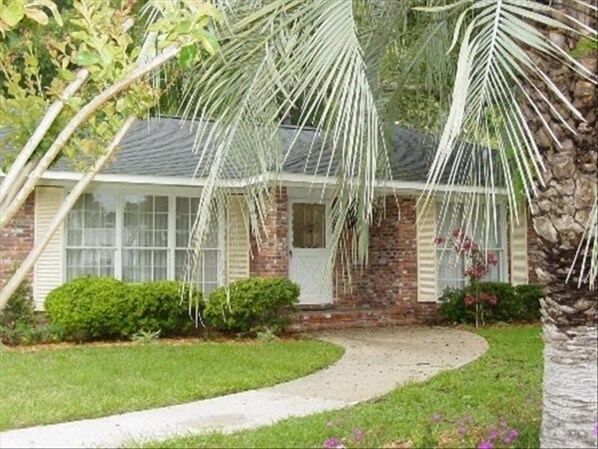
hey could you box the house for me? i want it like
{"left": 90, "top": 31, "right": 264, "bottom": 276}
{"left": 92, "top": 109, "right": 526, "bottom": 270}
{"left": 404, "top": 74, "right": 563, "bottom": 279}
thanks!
{"left": 0, "top": 117, "right": 540, "bottom": 331}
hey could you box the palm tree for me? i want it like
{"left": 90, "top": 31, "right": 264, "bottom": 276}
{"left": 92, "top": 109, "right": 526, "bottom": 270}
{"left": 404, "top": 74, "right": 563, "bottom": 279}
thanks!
{"left": 177, "top": 1, "right": 596, "bottom": 447}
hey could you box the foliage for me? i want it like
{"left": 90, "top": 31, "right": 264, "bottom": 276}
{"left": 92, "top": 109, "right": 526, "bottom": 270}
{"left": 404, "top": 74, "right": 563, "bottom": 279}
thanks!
{"left": 0, "top": 275, "right": 36, "bottom": 345}
{"left": 0, "top": 339, "right": 342, "bottom": 430}
{"left": 438, "top": 282, "right": 543, "bottom": 325}
{"left": 135, "top": 326, "right": 543, "bottom": 449}
{"left": 130, "top": 329, "right": 161, "bottom": 344}
{"left": 435, "top": 229, "right": 499, "bottom": 326}
{"left": 204, "top": 277, "right": 300, "bottom": 334}
{"left": 44, "top": 277, "right": 200, "bottom": 341}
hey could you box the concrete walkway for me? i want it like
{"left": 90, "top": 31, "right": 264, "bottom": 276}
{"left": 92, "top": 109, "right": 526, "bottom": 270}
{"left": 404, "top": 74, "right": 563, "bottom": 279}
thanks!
{"left": 0, "top": 326, "right": 488, "bottom": 449}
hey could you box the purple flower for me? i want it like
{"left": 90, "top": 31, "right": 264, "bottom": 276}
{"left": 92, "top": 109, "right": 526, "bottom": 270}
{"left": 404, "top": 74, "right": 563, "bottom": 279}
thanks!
{"left": 353, "top": 429, "right": 364, "bottom": 442}
{"left": 488, "top": 430, "right": 498, "bottom": 441}
{"left": 477, "top": 441, "right": 493, "bottom": 449}
{"left": 457, "top": 426, "right": 466, "bottom": 435}
{"left": 503, "top": 436, "right": 512, "bottom": 445}
{"left": 322, "top": 438, "right": 345, "bottom": 449}
{"left": 432, "top": 413, "right": 443, "bottom": 422}
{"left": 508, "top": 429, "right": 519, "bottom": 439}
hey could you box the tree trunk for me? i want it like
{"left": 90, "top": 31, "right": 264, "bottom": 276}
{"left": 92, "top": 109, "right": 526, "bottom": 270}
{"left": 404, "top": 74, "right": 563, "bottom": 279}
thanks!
{"left": 524, "top": 2, "right": 598, "bottom": 447}
{"left": 541, "top": 323, "right": 597, "bottom": 448}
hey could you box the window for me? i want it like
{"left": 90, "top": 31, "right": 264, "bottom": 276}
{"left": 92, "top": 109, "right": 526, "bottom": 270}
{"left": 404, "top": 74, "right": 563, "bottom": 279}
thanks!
{"left": 122, "top": 195, "right": 169, "bottom": 282}
{"left": 292, "top": 203, "right": 326, "bottom": 248}
{"left": 66, "top": 193, "right": 116, "bottom": 279}
{"left": 436, "top": 202, "right": 504, "bottom": 293}
{"left": 175, "top": 197, "right": 220, "bottom": 294}
{"left": 65, "top": 191, "right": 222, "bottom": 292}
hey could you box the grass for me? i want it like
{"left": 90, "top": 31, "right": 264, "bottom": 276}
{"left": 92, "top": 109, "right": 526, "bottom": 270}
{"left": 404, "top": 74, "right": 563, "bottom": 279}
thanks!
{"left": 139, "top": 325, "right": 543, "bottom": 449}
{"left": 0, "top": 339, "right": 343, "bottom": 431}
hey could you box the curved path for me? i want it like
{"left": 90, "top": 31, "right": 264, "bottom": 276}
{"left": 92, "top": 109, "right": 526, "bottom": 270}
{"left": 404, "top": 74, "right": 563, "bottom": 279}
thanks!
{"left": 0, "top": 326, "right": 488, "bottom": 448}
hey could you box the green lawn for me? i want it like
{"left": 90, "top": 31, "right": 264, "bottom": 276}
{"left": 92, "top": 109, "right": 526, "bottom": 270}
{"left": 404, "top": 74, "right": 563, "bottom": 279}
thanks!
{"left": 140, "top": 326, "right": 543, "bottom": 449}
{"left": 0, "top": 339, "right": 343, "bottom": 431}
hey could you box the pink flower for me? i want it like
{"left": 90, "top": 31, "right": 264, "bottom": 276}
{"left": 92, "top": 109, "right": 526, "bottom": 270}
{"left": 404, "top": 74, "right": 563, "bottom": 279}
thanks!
{"left": 432, "top": 413, "right": 443, "bottom": 422}
{"left": 434, "top": 236, "right": 445, "bottom": 245}
{"left": 322, "top": 438, "right": 345, "bottom": 449}
{"left": 488, "top": 430, "right": 498, "bottom": 440}
{"left": 452, "top": 228, "right": 463, "bottom": 238}
{"left": 487, "top": 252, "right": 498, "bottom": 266}
{"left": 478, "top": 441, "right": 493, "bottom": 449}
{"left": 353, "top": 429, "right": 364, "bottom": 442}
{"left": 458, "top": 427, "right": 466, "bottom": 435}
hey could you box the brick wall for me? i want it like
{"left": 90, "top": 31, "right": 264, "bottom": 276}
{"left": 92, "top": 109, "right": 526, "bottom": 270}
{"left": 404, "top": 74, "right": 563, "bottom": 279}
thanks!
{"left": 249, "top": 187, "right": 289, "bottom": 277}
{"left": 0, "top": 193, "right": 35, "bottom": 289}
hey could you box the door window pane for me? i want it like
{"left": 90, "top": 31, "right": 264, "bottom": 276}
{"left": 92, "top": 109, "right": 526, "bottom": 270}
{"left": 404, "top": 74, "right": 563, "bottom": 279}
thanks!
{"left": 292, "top": 203, "right": 326, "bottom": 248}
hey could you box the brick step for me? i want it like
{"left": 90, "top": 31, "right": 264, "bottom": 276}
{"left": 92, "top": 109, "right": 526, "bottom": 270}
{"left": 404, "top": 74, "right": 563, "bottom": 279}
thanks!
{"left": 288, "top": 307, "right": 422, "bottom": 333}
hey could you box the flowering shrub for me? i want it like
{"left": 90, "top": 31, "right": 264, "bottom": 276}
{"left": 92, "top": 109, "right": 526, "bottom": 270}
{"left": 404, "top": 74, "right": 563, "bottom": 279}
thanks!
{"left": 436, "top": 229, "right": 499, "bottom": 327}
{"left": 438, "top": 282, "right": 542, "bottom": 325}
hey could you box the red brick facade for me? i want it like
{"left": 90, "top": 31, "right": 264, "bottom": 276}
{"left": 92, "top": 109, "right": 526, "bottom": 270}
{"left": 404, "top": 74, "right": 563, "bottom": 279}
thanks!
{"left": 0, "top": 193, "right": 35, "bottom": 289}
{"left": 249, "top": 187, "right": 289, "bottom": 277}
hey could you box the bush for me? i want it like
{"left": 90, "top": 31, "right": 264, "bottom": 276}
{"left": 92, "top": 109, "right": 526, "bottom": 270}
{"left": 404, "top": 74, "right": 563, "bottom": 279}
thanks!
{"left": 204, "top": 277, "right": 300, "bottom": 334}
{"left": 438, "top": 282, "right": 542, "bottom": 325}
{"left": 514, "top": 284, "right": 544, "bottom": 321}
{"left": 0, "top": 277, "right": 36, "bottom": 345}
{"left": 45, "top": 277, "right": 202, "bottom": 341}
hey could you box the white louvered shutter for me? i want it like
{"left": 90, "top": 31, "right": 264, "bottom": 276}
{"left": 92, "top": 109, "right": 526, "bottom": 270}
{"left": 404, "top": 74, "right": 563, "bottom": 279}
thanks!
{"left": 34, "top": 187, "right": 64, "bottom": 310}
{"left": 225, "top": 195, "right": 250, "bottom": 283}
{"left": 510, "top": 202, "right": 529, "bottom": 285}
{"left": 417, "top": 201, "right": 438, "bottom": 302}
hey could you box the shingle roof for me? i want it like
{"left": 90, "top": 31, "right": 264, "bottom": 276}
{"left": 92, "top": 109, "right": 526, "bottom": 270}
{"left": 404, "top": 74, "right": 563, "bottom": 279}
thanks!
{"left": 4, "top": 117, "right": 499, "bottom": 185}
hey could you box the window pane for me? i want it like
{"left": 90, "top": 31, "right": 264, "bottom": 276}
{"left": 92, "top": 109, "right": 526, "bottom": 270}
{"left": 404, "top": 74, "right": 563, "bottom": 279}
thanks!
{"left": 292, "top": 203, "right": 326, "bottom": 248}
{"left": 65, "top": 193, "right": 116, "bottom": 279}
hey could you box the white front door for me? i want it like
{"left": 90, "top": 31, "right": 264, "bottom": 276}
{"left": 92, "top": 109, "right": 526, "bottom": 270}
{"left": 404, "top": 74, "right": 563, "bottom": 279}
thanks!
{"left": 289, "top": 201, "right": 332, "bottom": 305}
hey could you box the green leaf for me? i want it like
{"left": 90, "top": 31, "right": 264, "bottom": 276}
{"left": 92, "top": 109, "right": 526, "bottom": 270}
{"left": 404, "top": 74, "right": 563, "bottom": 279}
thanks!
{"left": 178, "top": 44, "right": 197, "bottom": 69}
{"left": 1, "top": 1, "right": 25, "bottom": 28}
{"left": 74, "top": 50, "right": 102, "bottom": 67}
{"left": 196, "top": 30, "right": 219, "bottom": 55}
{"left": 24, "top": 7, "right": 49, "bottom": 25}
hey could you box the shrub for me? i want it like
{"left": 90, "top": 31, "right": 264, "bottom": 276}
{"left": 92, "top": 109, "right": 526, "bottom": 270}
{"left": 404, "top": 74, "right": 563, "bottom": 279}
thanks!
{"left": 45, "top": 277, "right": 201, "bottom": 341}
{"left": 514, "top": 284, "right": 543, "bottom": 321}
{"left": 45, "top": 277, "right": 130, "bottom": 341}
{"left": 438, "top": 282, "right": 542, "bottom": 324}
{"left": 0, "top": 277, "right": 36, "bottom": 345}
{"left": 204, "top": 277, "right": 300, "bottom": 334}
{"left": 128, "top": 281, "right": 201, "bottom": 337}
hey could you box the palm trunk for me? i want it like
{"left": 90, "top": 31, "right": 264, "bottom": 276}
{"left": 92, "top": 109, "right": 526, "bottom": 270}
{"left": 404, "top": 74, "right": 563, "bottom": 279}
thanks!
{"left": 524, "top": 2, "right": 598, "bottom": 447}
{"left": 541, "top": 323, "right": 597, "bottom": 448}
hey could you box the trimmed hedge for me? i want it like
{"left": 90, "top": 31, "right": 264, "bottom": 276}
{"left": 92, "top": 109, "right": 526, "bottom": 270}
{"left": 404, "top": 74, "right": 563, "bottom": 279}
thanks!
{"left": 45, "top": 277, "right": 201, "bottom": 341}
{"left": 204, "top": 277, "right": 300, "bottom": 334}
{"left": 438, "top": 282, "right": 543, "bottom": 324}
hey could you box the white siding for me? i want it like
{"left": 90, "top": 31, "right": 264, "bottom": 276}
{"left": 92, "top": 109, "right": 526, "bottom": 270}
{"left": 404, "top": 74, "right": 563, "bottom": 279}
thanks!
{"left": 417, "top": 201, "right": 438, "bottom": 302}
{"left": 225, "top": 195, "right": 249, "bottom": 283}
{"left": 510, "top": 202, "right": 529, "bottom": 285}
{"left": 33, "top": 187, "right": 64, "bottom": 310}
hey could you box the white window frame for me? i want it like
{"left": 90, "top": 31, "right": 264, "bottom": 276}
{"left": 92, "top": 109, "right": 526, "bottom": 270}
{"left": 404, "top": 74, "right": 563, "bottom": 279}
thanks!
{"left": 63, "top": 184, "right": 224, "bottom": 293}
{"left": 435, "top": 199, "right": 508, "bottom": 292}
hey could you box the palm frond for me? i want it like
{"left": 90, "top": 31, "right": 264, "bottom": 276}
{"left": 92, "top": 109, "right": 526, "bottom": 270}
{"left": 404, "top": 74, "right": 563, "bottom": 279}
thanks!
{"left": 417, "top": 0, "right": 597, "bottom": 283}
{"left": 178, "top": 0, "right": 394, "bottom": 298}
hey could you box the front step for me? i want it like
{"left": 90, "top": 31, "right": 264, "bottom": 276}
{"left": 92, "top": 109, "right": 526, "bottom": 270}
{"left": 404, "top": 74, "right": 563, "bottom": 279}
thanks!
{"left": 288, "top": 306, "right": 426, "bottom": 333}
